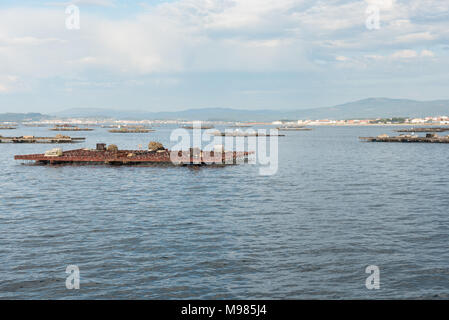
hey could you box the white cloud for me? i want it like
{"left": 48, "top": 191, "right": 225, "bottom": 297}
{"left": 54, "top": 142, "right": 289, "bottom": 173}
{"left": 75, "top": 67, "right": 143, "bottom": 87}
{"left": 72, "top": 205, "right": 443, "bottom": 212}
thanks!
{"left": 365, "top": 0, "right": 395, "bottom": 10}
{"left": 420, "top": 49, "right": 435, "bottom": 57}
{"left": 0, "top": 36, "right": 66, "bottom": 46}
{"left": 335, "top": 56, "right": 349, "bottom": 62}
{"left": 0, "top": 75, "right": 20, "bottom": 93}
{"left": 391, "top": 49, "right": 419, "bottom": 59}
{"left": 390, "top": 49, "right": 436, "bottom": 59}
{"left": 45, "top": 0, "right": 116, "bottom": 7}
{"left": 395, "top": 32, "right": 436, "bottom": 43}
{"left": 0, "top": 0, "right": 447, "bottom": 87}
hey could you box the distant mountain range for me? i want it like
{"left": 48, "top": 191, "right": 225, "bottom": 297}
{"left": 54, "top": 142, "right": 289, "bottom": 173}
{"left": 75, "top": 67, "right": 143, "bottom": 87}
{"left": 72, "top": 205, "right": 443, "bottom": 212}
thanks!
{"left": 53, "top": 107, "right": 281, "bottom": 121}
{"left": 1, "top": 98, "right": 449, "bottom": 121}
{"left": 307, "top": 98, "right": 449, "bottom": 120}
{"left": 0, "top": 113, "right": 51, "bottom": 122}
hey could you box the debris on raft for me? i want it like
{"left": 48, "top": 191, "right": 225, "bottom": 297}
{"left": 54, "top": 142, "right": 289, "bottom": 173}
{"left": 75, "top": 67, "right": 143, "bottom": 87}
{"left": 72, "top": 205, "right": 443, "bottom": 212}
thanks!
{"left": 360, "top": 133, "right": 449, "bottom": 143}
{"left": 148, "top": 141, "right": 165, "bottom": 151}
{"left": 0, "top": 134, "right": 85, "bottom": 143}
{"left": 211, "top": 131, "right": 285, "bottom": 137}
{"left": 45, "top": 148, "right": 63, "bottom": 157}
{"left": 106, "top": 144, "right": 119, "bottom": 152}
{"left": 108, "top": 128, "right": 155, "bottom": 133}
{"left": 276, "top": 126, "right": 312, "bottom": 131}
{"left": 395, "top": 127, "right": 449, "bottom": 133}
{"left": 14, "top": 142, "right": 253, "bottom": 165}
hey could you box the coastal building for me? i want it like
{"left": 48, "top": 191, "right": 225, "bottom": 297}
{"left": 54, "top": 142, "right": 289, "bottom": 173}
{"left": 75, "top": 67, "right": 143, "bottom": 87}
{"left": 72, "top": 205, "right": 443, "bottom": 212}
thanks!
{"left": 410, "top": 118, "right": 426, "bottom": 124}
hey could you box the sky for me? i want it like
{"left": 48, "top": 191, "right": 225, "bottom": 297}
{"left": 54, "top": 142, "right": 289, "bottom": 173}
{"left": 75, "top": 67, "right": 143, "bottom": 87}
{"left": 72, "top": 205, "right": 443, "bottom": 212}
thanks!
{"left": 0, "top": 0, "right": 448, "bottom": 113}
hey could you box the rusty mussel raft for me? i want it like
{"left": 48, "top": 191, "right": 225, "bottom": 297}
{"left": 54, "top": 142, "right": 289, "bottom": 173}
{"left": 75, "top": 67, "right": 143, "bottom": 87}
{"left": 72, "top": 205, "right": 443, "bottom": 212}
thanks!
{"left": 276, "top": 126, "right": 312, "bottom": 131}
{"left": 395, "top": 127, "right": 449, "bottom": 133}
{"left": 182, "top": 125, "right": 214, "bottom": 130}
{"left": 212, "top": 130, "right": 285, "bottom": 137}
{"left": 0, "top": 134, "right": 85, "bottom": 143}
{"left": 50, "top": 125, "right": 94, "bottom": 131}
{"left": 14, "top": 142, "right": 253, "bottom": 166}
{"left": 360, "top": 133, "right": 449, "bottom": 143}
{"left": 108, "top": 127, "right": 154, "bottom": 133}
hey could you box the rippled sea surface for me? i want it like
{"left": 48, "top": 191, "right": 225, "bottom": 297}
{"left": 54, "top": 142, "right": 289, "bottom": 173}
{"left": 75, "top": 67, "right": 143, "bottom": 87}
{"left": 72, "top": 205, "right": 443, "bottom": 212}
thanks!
{"left": 0, "top": 125, "right": 448, "bottom": 299}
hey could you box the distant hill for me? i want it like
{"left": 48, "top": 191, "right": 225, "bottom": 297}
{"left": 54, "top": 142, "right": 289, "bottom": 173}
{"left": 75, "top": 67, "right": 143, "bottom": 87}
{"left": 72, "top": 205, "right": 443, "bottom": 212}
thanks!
{"left": 0, "top": 113, "right": 51, "bottom": 122}
{"left": 55, "top": 98, "right": 449, "bottom": 121}
{"left": 295, "top": 98, "right": 449, "bottom": 119}
{"left": 3, "top": 98, "right": 448, "bottom": 121}
{"left": 54, "top": 107, "right": 281, "bottom": 121}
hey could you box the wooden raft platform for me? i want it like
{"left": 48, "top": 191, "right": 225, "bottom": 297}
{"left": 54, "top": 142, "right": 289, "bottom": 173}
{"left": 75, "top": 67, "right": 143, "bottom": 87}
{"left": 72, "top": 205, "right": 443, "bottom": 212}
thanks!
{"left": 14, "top": 148, "right": 252, "bottom": 165}
{"left": 0, "top": 136, "right": 85, "bottom": 143}
{"left": 108, "top": 129, "right": 155, "bottom": 133}
{"left": 212, "top": 131, "right": 285, "bottom": 137}
{"left": 50, "top": 127, "right": 94, "bottom": 131}
{"left": 360, "top": 134, "right": 449, "bottom": 143}
{"left": 182, "top": 126, "right": 214, "bottom": 130}
{"left": 277, "top": 127, "right": 312, "bottom": 131}
{"left": 395, "top": 127, "right": 449, "bottom": 133}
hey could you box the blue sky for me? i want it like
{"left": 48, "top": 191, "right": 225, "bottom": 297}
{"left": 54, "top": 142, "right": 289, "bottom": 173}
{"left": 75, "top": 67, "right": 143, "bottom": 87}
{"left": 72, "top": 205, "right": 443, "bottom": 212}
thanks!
{"left": 0, "top": 0, "right": 448, "bottom": 113}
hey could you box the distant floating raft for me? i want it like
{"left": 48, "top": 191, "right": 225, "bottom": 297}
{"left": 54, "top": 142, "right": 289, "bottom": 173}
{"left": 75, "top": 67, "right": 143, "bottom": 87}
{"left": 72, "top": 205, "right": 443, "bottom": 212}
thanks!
{"left": 211, "top": 131, "right": 285, "bottom": 137}
{"left": 0, "top": 135, "right": 85, "bottom": 143}
{"left": 229, "top": 124, "right": 253, "bottom": 128}
{"left": 0, "top": 126, "right": 17, "bottom": 130}
{"left": 276, "top": 127, "right": 312, "bottom": 131}
{"left": 182, "top": 126, "right": 214, "bottom": 130}
{"left": 360, "top": 133, "right": 449, "bottom": 143}
{"left": 108, "top": 128, "right": 155, "bottom": 133}
{"left": 50, "top": 127, "right": 94, "bottom": 131}
{"left": 395, "top": 127, "right": 449, "bottom": 133}
{"left": 103, "top": 124, "right": 152, "bottom": 129}
{"left": 22, "top": 124, "right": 48, "bottom": 127}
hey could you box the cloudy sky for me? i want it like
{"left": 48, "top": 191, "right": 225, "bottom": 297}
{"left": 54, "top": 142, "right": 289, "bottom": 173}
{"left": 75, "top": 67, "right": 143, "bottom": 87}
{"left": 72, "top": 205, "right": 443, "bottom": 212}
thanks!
{"left": 0, "top": 0, "right": 448, "bottom": 113}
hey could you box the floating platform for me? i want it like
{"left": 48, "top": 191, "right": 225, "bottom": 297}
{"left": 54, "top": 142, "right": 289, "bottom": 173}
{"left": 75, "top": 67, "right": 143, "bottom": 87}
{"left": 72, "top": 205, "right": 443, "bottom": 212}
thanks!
{"left": 108, "top": 128, "right": 155, "bottom": 133}
{"left": 14, "top": 144, "right": 252, "bottom": 166}
{"left": 1, "top": 135, "right": 85, "bottom": 143}
{"left": 22, "top": 124, "right": 48, "bottom": 127}
{"left": 277, "top": 127, "right": 312, "bottom": 131}
{"left": 395, "top": 127, "right": 449, "bottom": 133}
{"left": 360, "top": 134, "right": 449, "bottom": 143}
{"left": 0, "top": 126, "right": 17, "bottom": 130}
{"left": 182, "top": 126, "right": 214, "bottom": 130}
{"left": 212, "top": 131, "right": 285, "bottom": 137}
{"left": 229, "top": 124, "right": 253, "bottom": 128}
{"left": 50, "top": 127, "right": 94, "bottom": 131}
{"left": 103, "top": 125, "right": 151, "bottom": 129}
